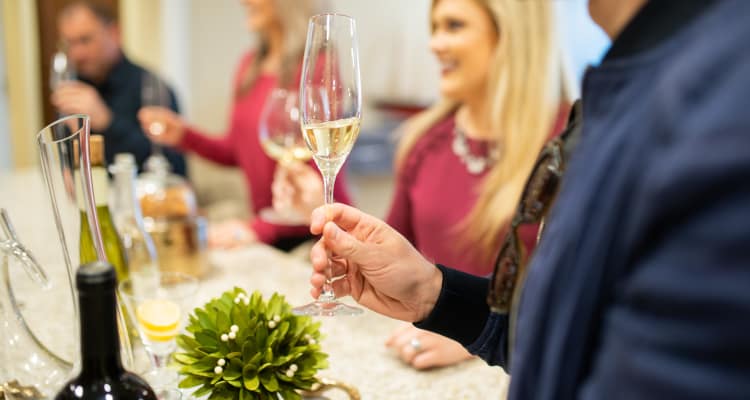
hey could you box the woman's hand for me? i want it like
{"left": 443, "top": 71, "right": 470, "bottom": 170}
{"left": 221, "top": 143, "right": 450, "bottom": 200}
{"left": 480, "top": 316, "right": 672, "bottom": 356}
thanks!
{"left": 308, "top": 203, "right": 443, "bottom": 322}
{"left": 386, "top": 325, "right": 474, "bottom": 370}
{"left": 137, "top": 106, "right": 186, "bottom": 146}
{"left": 208, "top": 219, "right": 257, "bottom": 249}
{"left": 272, "top": 162, "right": 324, "bottom": 223}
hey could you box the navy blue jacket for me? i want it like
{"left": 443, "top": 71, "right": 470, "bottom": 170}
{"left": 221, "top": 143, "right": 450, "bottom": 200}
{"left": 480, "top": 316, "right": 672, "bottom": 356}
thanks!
{"left": 418, "top": 1, "right": 750, "bottom": 398}
{"left": 80, "top": 55, "right": 187, "bottom": 176}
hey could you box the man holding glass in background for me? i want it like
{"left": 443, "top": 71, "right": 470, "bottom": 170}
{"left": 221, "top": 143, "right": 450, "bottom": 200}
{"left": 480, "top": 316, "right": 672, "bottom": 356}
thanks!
{"left": 51, "top": 1, "right": 186, "bottom": 176}
{"left": 306, "top": 0, "right": 750, "bottom": 398}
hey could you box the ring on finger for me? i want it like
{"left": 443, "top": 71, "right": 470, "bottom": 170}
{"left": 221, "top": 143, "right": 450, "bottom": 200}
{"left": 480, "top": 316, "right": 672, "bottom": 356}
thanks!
{"left": 409, "top": 337, "right": 422, "bottom": 353}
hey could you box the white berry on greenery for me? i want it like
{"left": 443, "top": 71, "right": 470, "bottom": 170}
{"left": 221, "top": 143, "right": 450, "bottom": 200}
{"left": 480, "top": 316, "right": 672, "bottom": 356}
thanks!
{"left": 174, "top": 288, "right": 328, "bottom": 399}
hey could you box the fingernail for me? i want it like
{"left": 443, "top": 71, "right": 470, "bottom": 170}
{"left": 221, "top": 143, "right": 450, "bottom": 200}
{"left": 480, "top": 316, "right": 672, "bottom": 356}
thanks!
{"left": 326, "top": 222, "right": 339, "bottom": 240}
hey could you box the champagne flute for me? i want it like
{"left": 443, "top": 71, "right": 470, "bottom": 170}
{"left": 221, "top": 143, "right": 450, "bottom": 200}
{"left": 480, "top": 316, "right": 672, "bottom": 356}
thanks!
{"left": 293, "top": 13, "right": 363, "bottom": 316}
{"left": 259, "top": 88, "right": 312, "bottom": 225}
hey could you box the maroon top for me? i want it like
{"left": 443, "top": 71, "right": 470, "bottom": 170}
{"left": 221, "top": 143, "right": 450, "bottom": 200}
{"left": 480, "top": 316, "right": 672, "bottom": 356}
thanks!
{"left": 179, "top": 52, "right": 352, "bottom": 245}
{"left": 387, "top": 112, "right": 567, "bottom": 276}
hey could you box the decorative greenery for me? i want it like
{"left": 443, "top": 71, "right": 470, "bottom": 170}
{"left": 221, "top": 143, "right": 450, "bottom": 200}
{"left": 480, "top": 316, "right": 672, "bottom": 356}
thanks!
{"left": 175, "top": 288, "right": 328, "bottom": 400}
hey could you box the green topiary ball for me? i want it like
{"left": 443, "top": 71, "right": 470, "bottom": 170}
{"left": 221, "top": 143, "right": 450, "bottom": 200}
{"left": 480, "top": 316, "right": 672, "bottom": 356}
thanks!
{"left": 175, "top": 288, "right": 328, "bottom": 400}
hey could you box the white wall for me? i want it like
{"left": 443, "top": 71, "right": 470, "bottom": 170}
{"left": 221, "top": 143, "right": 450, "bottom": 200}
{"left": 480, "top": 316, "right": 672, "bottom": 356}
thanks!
{"left": 555, "top": 0, "right": 610, "bottom": 81}
{"left": 183, "top": 0, "right": 439, "bottom": 131}
{"left": 187, "top": 0, "right": 250, "bottom": 131}
{"left": 0, "top": 0, "right": 11, "bottom": 170}
{"left": 326, "top": 0, "right": 440, "bottom": 107}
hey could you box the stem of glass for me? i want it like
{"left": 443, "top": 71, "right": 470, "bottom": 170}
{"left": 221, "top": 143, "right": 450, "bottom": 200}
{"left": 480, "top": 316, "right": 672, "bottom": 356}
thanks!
{"left": 320, "top": 171, "right": 336, "bottom": 303}
{"left": 148, "top": 349, "right": 172, "bottom": 371}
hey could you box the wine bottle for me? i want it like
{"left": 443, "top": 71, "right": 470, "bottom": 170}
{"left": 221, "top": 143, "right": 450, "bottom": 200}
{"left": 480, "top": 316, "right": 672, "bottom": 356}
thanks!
{"left": 79, "top": 135, "right": 129, "bottom": 281}
{"left": 55, "top": 261, "right": 157, "bottom": 400}
{"left": 110, "top": 153, "right": 160, "bottom": 294}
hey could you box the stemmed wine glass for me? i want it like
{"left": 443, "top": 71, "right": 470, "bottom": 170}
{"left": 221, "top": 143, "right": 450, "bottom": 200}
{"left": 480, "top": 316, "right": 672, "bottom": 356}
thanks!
{"left": 258, "top": 88, "right": 312, "bottom": 225}
{"left": 142, "top": 70, "right": 171, "bottom": 172}
{"left": 293, "top": 13, "right": 363, "bottom": 316}
{"left": 119, "top": 272, "right": 198, "bottom": 388}
{"left": 50, "top": 47, "right": 76, "bottom": 91}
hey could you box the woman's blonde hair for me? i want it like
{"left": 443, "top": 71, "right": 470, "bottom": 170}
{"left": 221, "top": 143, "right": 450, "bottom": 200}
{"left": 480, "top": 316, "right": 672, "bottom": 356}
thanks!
{"left": 395, "top": 0, "right": 575, "bottom": 264}
{"left": 237, "top": 0, "right": 314, "bottom": 96}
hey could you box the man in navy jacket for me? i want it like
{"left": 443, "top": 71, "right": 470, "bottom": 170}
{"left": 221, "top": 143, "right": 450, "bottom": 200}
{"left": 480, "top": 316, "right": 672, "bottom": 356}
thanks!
{"left": 306, "top": 0, "right": 750, "bottom": 398}
{"left": 52, "top": 1, "right": 186, "bottom": 176}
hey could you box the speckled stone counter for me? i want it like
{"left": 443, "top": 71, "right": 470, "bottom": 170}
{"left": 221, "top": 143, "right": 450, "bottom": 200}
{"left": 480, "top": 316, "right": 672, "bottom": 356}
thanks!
{"left": 1, "top": 169, "right": 509, "bottom": 399}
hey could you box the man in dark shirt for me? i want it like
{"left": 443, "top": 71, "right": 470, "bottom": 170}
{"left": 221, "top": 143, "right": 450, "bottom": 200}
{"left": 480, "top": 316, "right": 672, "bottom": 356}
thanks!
{"left": 305, "top": 0, "right": 750, "bottom": 399}
{"left": 51, "top": 1, "right": 186, "bottom": 176}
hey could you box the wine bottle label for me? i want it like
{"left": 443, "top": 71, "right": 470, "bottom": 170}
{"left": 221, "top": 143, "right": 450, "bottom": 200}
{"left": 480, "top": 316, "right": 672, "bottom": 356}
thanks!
{"left": 76, "top": 167, "right": 110, "bottom": 210}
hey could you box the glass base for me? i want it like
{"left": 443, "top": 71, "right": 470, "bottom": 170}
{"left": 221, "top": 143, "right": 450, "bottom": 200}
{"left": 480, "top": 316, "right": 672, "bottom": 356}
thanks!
{"left": 292, "top": 300, "right": 363, "bottom": 317}
{"left": 141, "top": 368, "right": 179, "bottom": 390}
{"left": 258, "top": 207, "right": 308, "bottom": 226}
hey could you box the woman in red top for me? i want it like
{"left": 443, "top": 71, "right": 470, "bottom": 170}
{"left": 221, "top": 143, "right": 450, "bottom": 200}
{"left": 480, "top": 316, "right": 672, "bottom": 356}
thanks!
{"left": 383, "top": 0, "right": 573, "bottom": 369}
{"left": 139, "top": 0, "right": 351, "bottom": 250}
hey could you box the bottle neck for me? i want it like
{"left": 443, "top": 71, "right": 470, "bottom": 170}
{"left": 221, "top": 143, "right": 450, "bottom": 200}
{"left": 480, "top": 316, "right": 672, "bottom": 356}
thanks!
{"left": 78, "top": 286, "right": 124, "bottom": 377}
{"left": 78, "top": 164, "right": 110, "bottom": 210}
{"left": 112, "top": 164, "right": 143, "bottom": 221}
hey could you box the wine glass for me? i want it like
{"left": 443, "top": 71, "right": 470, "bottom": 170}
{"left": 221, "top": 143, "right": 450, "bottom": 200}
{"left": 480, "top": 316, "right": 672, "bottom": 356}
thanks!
{"left": 293, "top": 13, "right": 363, "bottom": 316}
{"left": 119, "top": 271, "right": 198, "bottom": 388}
{"left": 259, "top": 88, "right": 312, "bottom": 225}
{"left": 50, "top": 46, "right": 76, "bottom": 91}
{"left": 142, "top": 70, "right": 171, "bottom": 173}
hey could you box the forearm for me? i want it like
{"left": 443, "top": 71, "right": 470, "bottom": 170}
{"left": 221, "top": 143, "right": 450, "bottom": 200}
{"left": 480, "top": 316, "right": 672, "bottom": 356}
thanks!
{"left": 251, "top": 218, "right": 311, "bottom": 245}
{"left": 414, "top": 265, "right": 509, "bottom": 368}
{"left": 415, "top": 266, "right": 492, "bottom": 345}
{"left": 179, "top": 127, "right": 236, "bottom": 166}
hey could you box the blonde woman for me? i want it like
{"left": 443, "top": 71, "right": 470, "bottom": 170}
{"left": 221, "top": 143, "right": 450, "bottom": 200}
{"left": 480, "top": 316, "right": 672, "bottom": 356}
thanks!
{"left": 139, "top": 0, "right": 352, "bottom": 250}
{"left": 382, "top": 0, "right": 573, "bottom": 370}
{"left": 274, "top": 0, "right": 572, "bottom": 368}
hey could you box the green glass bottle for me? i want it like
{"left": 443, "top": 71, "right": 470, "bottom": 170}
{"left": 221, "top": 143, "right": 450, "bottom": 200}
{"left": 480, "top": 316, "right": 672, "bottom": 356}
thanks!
{"left": 78, "top": 135, "right": 129, "bottom": 281}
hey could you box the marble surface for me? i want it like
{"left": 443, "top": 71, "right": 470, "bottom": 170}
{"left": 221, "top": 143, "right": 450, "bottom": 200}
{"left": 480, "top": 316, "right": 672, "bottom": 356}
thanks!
{"left": 0, "top": 168, "right": 509, "bottom": 399}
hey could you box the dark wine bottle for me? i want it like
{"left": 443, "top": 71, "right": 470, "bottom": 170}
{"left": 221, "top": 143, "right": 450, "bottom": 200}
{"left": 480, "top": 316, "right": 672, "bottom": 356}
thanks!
{"left": 55, "top": 261, "right": 157, "bottom": 400}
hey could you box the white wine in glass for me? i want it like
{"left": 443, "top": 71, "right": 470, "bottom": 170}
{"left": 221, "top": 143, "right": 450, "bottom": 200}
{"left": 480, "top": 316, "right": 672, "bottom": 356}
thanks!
{"left": 301, "top": 117, "right": 361, "bottom": 180}
{"left": 293, "top": 13, "right": 363, "bottom": 316}
{"left": 258, "top": 88, "right": 312, "bottom": 225}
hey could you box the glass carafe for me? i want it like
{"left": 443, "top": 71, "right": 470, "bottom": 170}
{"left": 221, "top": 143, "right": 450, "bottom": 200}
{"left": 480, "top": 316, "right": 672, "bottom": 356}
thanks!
{"left": 35, "top": 115, "right": 135, "bottom": 371}
{"left": 0, "top": 209, "right": 71, "bottom": 398}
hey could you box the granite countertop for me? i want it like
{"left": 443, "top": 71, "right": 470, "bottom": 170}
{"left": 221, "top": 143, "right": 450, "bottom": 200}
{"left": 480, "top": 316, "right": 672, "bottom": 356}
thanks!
{"left": 1, "top": 169, "right": 509, "bottom": 399}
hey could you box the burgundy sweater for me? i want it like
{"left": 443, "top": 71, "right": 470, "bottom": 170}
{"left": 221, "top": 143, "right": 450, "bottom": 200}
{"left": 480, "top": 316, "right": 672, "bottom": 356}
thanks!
{"left": 387, "top": 112, "right": 567, "bottom": 276}
{"left": 179, "top": 52, "right": 352, "bottom": 245}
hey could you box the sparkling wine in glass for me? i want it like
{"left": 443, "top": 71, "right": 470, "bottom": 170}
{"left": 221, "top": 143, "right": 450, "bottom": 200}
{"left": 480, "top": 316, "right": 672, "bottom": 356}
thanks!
{"left": 258, "top": 88, "right": 312, "bottom": 225}
{"left": 293, "top": 13, "right": 363, "bottom": 316}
